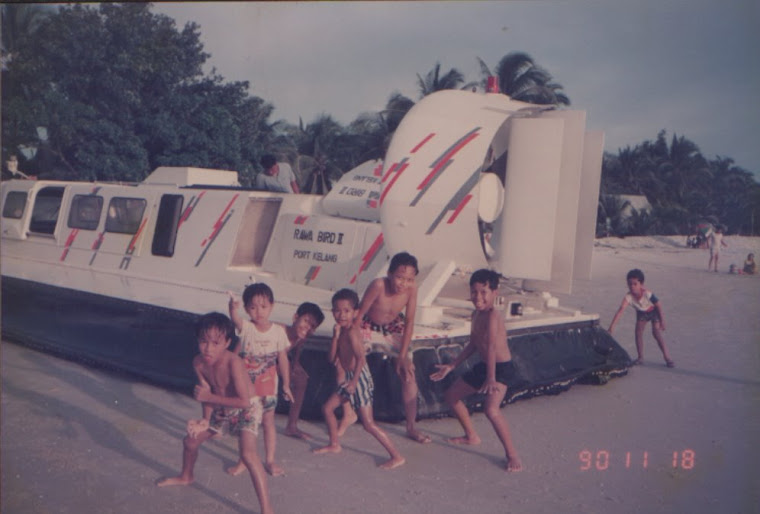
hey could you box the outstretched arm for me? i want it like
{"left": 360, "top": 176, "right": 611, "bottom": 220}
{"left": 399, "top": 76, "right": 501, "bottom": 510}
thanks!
{"left": 608, "top": 298, "right": 628, "bottom": 333}
{"left": 430, "top": 340, "right": 476, "bottom": 381}
{"left": 277, "top": 348, "right": 293, "bottom": 402}
{"left": 396, "top": 285, "right": 418, "bottom": 380}
{"left": 193, "top": 357, "right": 252, "bottom": 409}
{"left": 227, "top": 291, "right": 244, "bottom": 333}
{"left": 479, "top": 310, "right": 504, "bottom": 395}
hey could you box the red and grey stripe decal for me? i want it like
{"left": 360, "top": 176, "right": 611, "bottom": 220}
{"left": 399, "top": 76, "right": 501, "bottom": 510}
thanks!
{"left": 304, "top": 265, "right": 321, "bottom": 285}
{"left": 350, "top": 233, "right": 385, "bottom": 285}
{"left": 119, "top": 218, "right": 149, "bottom": 270}
{"left": 410, "top": 127, "right": 480, "bottom": 207}
{"left": 178, "top": 191, "right": 205, "bottom": 228}
{"left": 59, "top": 229, "right": 80, "bottom": 261}
{"left": 195, "top": 194, "right": 239, "bottom": 267}
{"left": 425, "top": 169, "right": 480, "bottom": 235}
{"left": 89, "top": 231, "right": 105, "bottom": 265}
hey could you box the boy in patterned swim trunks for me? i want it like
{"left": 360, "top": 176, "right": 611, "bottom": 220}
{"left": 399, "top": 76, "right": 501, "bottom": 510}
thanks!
{"left": 430, "top": 269, "right": 523, "bottom": 472}
{"left": 227, "top": 283, "right": 293, "bottom": 477}
{"left": 158, "top": 313, "right": 273, "bottom": 514}
{"left": 355, "top": 252, "right": 430, "bottom": 444}
{"left": 608, "top": 268, "right": 674, "bottom": 367}
{"left": 313, "top": 289, "right": 406, "bottom": 470}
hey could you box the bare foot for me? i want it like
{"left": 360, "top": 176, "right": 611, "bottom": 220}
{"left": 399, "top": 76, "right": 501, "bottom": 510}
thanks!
{"left": 665, "top": 359, "right": 675, "bottom": 368}
{"left": 506, "top": 456, "right": 523, "bottom": 472}
{"left": 337, "top": 408, "right": 358, "bottom": 436}
{"left": 632, "top": 358, "right": 642, "bottom": 366}
{"left": 407, "top": 430, "right": 432, "bottom": 444}
{"left": 447, "top": 435, "right": 481, "bottom": 445}
{"left": 264, "top": 462, "right": 285, "bottom": 477}
{"left": 226, "top": 461, "right": 246, "bottom": 476}
{"left": 157, "top": 476, "right": 193, "bottom": 487}
{"left": 313, "top": 444, "right": 341, "bottom": 454}
{"left": 284, "top": 427, "right": 313, "bottom": 441}
{"left": 379, "top": 456, "right": 406, "bottom": 470}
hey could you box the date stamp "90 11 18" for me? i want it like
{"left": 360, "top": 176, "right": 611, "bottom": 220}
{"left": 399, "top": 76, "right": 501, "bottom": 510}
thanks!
{"left": 579, "top": 449, "right": 696, "bottom": 471}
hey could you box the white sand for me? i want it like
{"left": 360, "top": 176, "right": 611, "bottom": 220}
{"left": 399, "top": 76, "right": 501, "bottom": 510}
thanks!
{"left": 2, "top": 237, "right": 759, "bottom": 514}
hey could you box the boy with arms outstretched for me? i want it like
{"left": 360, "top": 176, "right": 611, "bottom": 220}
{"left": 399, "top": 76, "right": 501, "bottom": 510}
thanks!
{"left": 430, "top": 269, "right": 523, "bottom": 472}
{"left": 158, "top": 312, "right": 273, "bottom": 514}
{"left": 313, "top": 288, "right": 406, "bottom": 470}
{"left": 227, "top": 283, "right": 293, "bottom": 477}
{"left": 283, "top": 302, "right": 325, "bottom": 440}
{"left": 608, "top": 268, "right": 674, "bottom": 367}
{"left": 355, "top": 251, "right": 430, "bottom": 443}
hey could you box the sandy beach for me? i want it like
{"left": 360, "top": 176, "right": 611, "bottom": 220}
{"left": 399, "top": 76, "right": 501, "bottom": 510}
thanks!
{"left": 2, "top": 236, "right": 759, "bottom": 514}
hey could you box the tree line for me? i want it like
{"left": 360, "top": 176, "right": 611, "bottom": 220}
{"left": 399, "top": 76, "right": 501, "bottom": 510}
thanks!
{"left": 2, "top": 3, "right": 758, "bottom": 235}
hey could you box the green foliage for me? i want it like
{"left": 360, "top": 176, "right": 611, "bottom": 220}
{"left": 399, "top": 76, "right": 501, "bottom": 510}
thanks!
{"left": 600, "top": 131, "right": 760, "bottom": 235}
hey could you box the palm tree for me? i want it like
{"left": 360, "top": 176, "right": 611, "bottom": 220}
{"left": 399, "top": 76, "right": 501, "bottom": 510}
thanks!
{"left": 416, "top": 62, "right": 476, "bottom": 98}
{"left": 477, "top": 53, "right": 570, "bottom": 106}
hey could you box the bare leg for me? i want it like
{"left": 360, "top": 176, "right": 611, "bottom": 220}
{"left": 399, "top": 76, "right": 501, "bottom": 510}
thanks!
{"left": 714, "top": 253, "right": 720, "bottom": 272}
{"left": 238, "top": 430, "right": 273, "bottom": 514}
{"left": 652, "top": 323, "right": 674, "bottom": 367}
{"left": 398, "top": 358, "right": 431, "bottom": 443}
{"left": 313, "top": 393, "right": 342, "bottom": 454}
{"left": 157, "top": 430, "right": 213, "bottom": 486}
{"left": 357, "top": 405, "right": 405, "bottom": 469}
{"left": 633, "top": 320, "right": 646, "bottom": 364}
{"left": 444, "top": 378, "right": 481, "bottom": 445}
{"left": 285, "top": 368, "right": 312, "bottom": 440}
{"left": 336, "top": 400, "right": 357, "bottom": 436}
{"left": 260, "top": 409, "right": 284, "bottom": 476}
{"left": 483, "top": 384, "right": 522, "bottom": 472}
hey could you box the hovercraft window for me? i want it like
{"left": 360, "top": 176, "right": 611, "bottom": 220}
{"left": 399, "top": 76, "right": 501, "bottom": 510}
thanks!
{"left": 152, "top": 194, "right": 184, "bottom": 257}
{"left": 2, "top": 191, "right": 27, "bottom": 219}
{"left": 29, "top": 186, "right": 64, "bottom": 234}
{"left": 68, "top": 195, "right": 103, "bottom": 230}
{"left": 230, "top": 197, "right": 282, "bottom": 267}
{"left": 105, "top": 197, "right": 147, "bottom": 234}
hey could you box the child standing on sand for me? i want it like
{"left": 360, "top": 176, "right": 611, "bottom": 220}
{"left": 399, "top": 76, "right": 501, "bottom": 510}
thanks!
{"left": 313, "top": 288, "right": 406, "bottom": 470}
{"left": 708, "top": 225, "right": 728, "bottom": 272}
{"left": 608, "top": 268, "right": 675, "bottom": 368}
{"left": 283, "top": 302, "right": 325, "bottom": 440}
{"left": 355, "top": 251, "right": 430, "bottom": 444}
{"left": 227, "top": 283, "right": 293, "bottom": 477}
{"left": 430, "top": 269, "right": 523, "bottom": 472}
{"left": 158, "top": 312, "right": 273, "bottom": 514}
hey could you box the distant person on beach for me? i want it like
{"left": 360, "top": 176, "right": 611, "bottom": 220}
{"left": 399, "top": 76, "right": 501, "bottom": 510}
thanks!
{"left": 708, "top": 225, "right": 728, "bottom": 272}
{"left": 255, "top": 154, "right": 300, "bottom": 193}
{"left": 283, "top": 302, "right": 325, "bottom": 440}
{"left": 313, "top": 288, "right": 406, "bottom": 469}
{"left": 227, "top": 284, "right": 293, "bottom": 477}
{"left": 158, "top": 312, "right": 273, "bottom": 514}
{"left": 355, "top": 251, "right": 431, "bottom": 444}
{"left": 608, "top": 268, "right": 674, "bottom": 368}
{"left": 430, "top": 269, "right": 523, "bottom": 472}
{"left": 742, "top": 253, "right": 757, "bottom": 275}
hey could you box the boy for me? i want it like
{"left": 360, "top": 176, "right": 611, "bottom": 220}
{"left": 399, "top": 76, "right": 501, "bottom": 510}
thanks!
{"left": 430, "top": 269, "right": 523, "bottom": 472}
{"left": 708, "top": 225, "right": 728, "bottom": 272}
{"left": 227, "top": 283, "right": 293, "bottom": 477}
{"left": 355, "top": 251, "right": 430, "bottom": 444}
{"left": 313, "top": 289, "right": 406, "bottom": 470}
{"left": 608, "top": 268, "right": 674, "bottom": 367}
{"left": 283, "top": 302, "right": 326, "bottom": 440}
{"left": 158, "top": 313, "right": 273, "bottom": 514}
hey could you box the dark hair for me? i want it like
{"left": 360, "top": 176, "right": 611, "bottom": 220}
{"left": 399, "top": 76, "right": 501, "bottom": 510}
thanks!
{"left": 243, "top": 283, "right": 274, "bottom": 306}
{"left": 332, "top": 288, "right": 359, "bottom": 309}
{"left": 626, "top": 269, "right": 645, "bottom": 283}
{"left": 296, "top": 302, "right": 325, "bottom": 326}
{"left": 470, "top": 268, "right": 500, "bottom": 290}
{"left": 260, "top": 154, "right": 277, "bottom": 170}
{"left": 389, "top": 251, "right": 419, "bottom": 275}
{"left": 195, "top": 312, "right": 235, "bottom": 341}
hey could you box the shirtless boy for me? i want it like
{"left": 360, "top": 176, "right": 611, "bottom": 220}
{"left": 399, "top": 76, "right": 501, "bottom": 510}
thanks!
{"left": 283, "top": 302, "right": 325, "bottom": 440}
{"left": 430, "top": 269, "right": 523, "bottom": 472}
{"left": 158, "top": 312, "right": 273, "bottom": 514}
{"left": 313, "top": 289, "right": 406, "bottom": 470}
{"left": 355, "top": 251, "right": 430, "bottom": 443}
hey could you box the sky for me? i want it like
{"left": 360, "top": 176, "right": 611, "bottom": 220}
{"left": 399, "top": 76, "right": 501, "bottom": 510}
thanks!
{"left": 155, "top": 1, "right": 760, "bottom": 177}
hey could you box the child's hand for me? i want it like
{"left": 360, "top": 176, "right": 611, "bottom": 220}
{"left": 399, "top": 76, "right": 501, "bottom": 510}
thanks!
{"left": 342, "top": 380, "right": 357, "bottom": 395}
{"left": 657, "top": 320, "right": 666, "bottom": 331}
{"left": 430, "top": 364, "right": 453, "bottom": 382}
{"left": 281, "top": 385, "right": 294, "bottom": 403}
{"left": 292, "top": 362, "right": 309, "bottom": 381}
{"left": 227, "top": 290, "right": 240, "bottom": 308}
{"left": 479, "top": 379, "right": 500, "bottom": 395}
{"left": 395, "top": 357, "right": 415, "bottom": 383}
{"left": 333, "top": 324, "right": 341, "bottom": 339}
{"left": 187, "top": 418, "right": 209, "bottom": 438}
{"left": 193, "top": 384, "right": 212, "bottom": 402}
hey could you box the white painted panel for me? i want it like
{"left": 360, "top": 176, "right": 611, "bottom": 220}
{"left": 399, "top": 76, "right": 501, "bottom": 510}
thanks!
{"left": 497, "top": 118, "right": 564, "bottom": 280}
{"left": 523, "top": 110, "right": 586, "bottom": 294}
{"left": 573, "top": 130, "right": 605, "bottom": 281}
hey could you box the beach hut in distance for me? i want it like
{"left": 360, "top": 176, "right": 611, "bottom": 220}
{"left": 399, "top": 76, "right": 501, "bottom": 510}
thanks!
{"left": 0, "top": 88, "right": 630, "bottom": 420}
